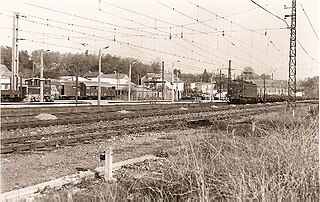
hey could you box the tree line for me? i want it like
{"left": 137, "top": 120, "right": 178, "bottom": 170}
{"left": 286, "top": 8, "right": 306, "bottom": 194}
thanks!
{"left": 1, "top": 46, "right": 318, "bottom": 98}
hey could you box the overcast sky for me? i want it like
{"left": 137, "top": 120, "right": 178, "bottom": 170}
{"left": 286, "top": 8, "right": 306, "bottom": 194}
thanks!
{"left": 0, "top": 0, "right": 319, "bottom": 80}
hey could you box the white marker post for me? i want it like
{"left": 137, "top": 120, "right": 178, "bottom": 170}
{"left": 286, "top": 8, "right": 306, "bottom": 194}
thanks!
{"left": 105, "top": 147, "right": 113, "bottom": 182}
{"left": 251, "top": 121, "right": 256, "bottom": 135}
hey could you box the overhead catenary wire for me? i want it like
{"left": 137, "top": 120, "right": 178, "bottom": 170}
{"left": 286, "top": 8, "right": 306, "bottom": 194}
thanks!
{"left": 16, "top": 11, "right": 228, "bottom": 68}
{"left": 185, "top": 0, "right": 287, "bottom": 56}
{"left": 297, "top": 41, "right": 319, "bottom": 64}
{"left": 21, "top": 2, "right": 285, "bottom": 73}
{"left": 155, "top": 0, "right": 286, "bottom": 70}
{"left": 249, "top": 0, "right": 319, "bottom": 65}
{"left": 15, "top": 6, "right": 225, "bottom": 67}
{"left": 300, "top": 4, "right": 319, "bottom": 40}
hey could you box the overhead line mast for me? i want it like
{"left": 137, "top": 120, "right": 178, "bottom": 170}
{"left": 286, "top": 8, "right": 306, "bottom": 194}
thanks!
{"left": 285, "top": 0, "right": 297, "bottom": 103}
{"left": 11, "top": 12, "right": 19, "bottom": 91}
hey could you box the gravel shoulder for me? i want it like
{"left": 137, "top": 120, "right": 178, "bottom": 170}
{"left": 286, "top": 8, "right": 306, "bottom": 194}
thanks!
{"left": 1, "top": 128, "right": 201, "bottom": 193}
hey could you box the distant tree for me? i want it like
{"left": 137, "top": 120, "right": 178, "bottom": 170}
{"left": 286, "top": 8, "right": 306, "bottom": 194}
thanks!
{"left": 299, "top": 76, "right": 319, "bottom": 98}
{"left": 173, "top": 69, "right": 181, "bottom": 76}
{"left": 241, "top": 67, "right": 259, "bottom": 80}
{"left": 260, "top": 73, "right": 271, "bottom": 80}
{"left": 202, "top": 69, "right": 210, "bottom": 82}
{"left": 1, "top": 46, "right": 12, "bottom": 69}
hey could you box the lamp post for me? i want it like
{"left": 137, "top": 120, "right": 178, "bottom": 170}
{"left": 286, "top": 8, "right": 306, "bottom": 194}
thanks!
{"left": 128, "top": 62, "right": 137, "bottom": 102}
{"left": 98, "top": 46, "right": 109, "bottom": 106}
{"left": 40, "top": 49, "right": 49, "bottom": 103}
{"left": 171, "top": 61, "right": 179, "bottom": 102}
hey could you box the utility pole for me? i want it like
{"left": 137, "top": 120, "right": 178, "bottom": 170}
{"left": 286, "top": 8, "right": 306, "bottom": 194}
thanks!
{"left": 98, "top": 49, "right": 102, "bottom": 106}
{"left": 161, "top": 61, "right": 165, "bottom": 100}
{"left": 263, "top": 75, "right": 266, "bottom": 101}
{"left": 98, "top": 46, "right": 109, "bottom": 105}
{"left": 75, "top": 62, "right": 79, "bottom": 106}
{"left": 171, "top": 63, "right": 174, "bottom": 103}
{"left": 227, "top": 60, "right": 232, "bottom": 99}
{"left": 219, "top": 69, "right": 222, "bottom": 100}
{"left": 40, "top": 50, "right": 44, "bottom": 102}
{"left": 176, "top": 70, "right": 179, "bottom": 101}
{"left": 11, "top": 12, "right": 19, "bottom": 91}
{"left": 286, "top": 0, "right": 297, "bottom": 103}
{"left": 171, "top": 61, "right": 179, "bottom": 102}
{"left": 128, "top": 64, "right": 132, "bottom": 101}
{"left": 210, "top": 75, "right": 213, "bottom": 102}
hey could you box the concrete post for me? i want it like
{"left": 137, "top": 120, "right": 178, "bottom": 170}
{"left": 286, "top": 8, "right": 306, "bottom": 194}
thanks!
{"left": 104, "top": 147, "right": 113, "bottom": 182}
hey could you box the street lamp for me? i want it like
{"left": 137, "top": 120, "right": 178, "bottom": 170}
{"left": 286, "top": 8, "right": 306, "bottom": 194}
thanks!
{"left": 40, "top": 49, "right": 49, "bottom": 103}
{"left": 128, "top": 61, "right": 137, "bottom": 101}
{"left": 98, "top": 46, "right": 109, "bottom": 106}
{"left": 171, "top": 61, "right": 180, "bottom": 102}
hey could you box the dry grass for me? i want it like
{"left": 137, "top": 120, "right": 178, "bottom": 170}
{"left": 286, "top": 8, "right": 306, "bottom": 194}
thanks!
{"left": 38, "top": 107, "right": 319, "bottom": 200}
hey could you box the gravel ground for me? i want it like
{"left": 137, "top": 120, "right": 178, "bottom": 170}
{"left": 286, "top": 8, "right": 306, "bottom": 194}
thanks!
{"left": 1, "top": 128, "right": 201, "bottom": 193}
{"left": 0, "top": 105, "right": 292, "bottom": 193}
{"left": 1, "top": 109, "right": 238, "bottom": 139}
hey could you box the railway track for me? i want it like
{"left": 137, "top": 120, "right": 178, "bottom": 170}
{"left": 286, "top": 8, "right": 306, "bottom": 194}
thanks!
{"left": 1, "top": 103, "right": 288, "bottom": 130}
{"left": 1, "top": 105, "right": 232, "bottom": 130}
{"left": 0, "top": 102, "right": 219, "bottom": 118}
{"left": 1, "top": 105, "right": 284, "bottom": 154}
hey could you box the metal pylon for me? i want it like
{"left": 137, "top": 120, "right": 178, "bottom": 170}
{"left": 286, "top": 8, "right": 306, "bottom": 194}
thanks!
{"left": 288, "top": 0, "right": 296, "bottom": 102}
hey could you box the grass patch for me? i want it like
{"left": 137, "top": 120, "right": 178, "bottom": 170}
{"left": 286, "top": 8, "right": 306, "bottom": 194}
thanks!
{"left": 37, "top": 108, "right": 319, "bottom": 200}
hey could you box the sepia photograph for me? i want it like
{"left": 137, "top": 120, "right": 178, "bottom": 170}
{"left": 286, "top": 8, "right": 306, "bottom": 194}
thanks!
{"left": 0, "top": 0, "right": 319, "bottom": 200}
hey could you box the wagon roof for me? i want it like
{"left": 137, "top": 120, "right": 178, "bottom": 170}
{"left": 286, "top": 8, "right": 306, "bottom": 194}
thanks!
{"left": 80, "top": 81, "right": 112, "bottom": 87}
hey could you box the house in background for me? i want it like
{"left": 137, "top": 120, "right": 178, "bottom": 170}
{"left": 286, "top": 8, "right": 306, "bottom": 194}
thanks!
{"left": 84, "top": 71, "right": 130, "bottom": 91}
{"left": 190, "top": 82, "right": 217, "bottom": 95}
{"left": 140, "top": 73, "right": 184, "bottom": 100}
{"left": 251, "top": 79, "right": 288, "bottom": 96}
{"left": 0, "top": 65, "right": 12, "bottom": 90}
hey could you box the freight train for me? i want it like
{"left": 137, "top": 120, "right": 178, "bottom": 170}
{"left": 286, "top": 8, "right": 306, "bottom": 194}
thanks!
{"left": 1, "top": 78, "right": 119, "bottom": 102}
{"left": 51, "top": 79, "right": 117, "bottom": 100}
{"left": 228, "top": 79, "right": 298, "bottom": 104}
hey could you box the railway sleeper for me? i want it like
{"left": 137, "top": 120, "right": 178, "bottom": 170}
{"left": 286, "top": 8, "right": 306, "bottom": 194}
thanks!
{"left": 1, "top": 147, "right": 16, "bottom": 154}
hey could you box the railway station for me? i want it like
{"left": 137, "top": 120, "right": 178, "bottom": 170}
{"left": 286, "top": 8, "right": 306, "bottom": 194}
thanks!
{"left": 0, "top": 0, "right": 318, "bottom": 200}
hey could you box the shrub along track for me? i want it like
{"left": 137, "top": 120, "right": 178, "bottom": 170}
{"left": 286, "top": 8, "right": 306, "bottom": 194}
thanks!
{"left": 1, "top": 104, "right": 288, "bottom": 154}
